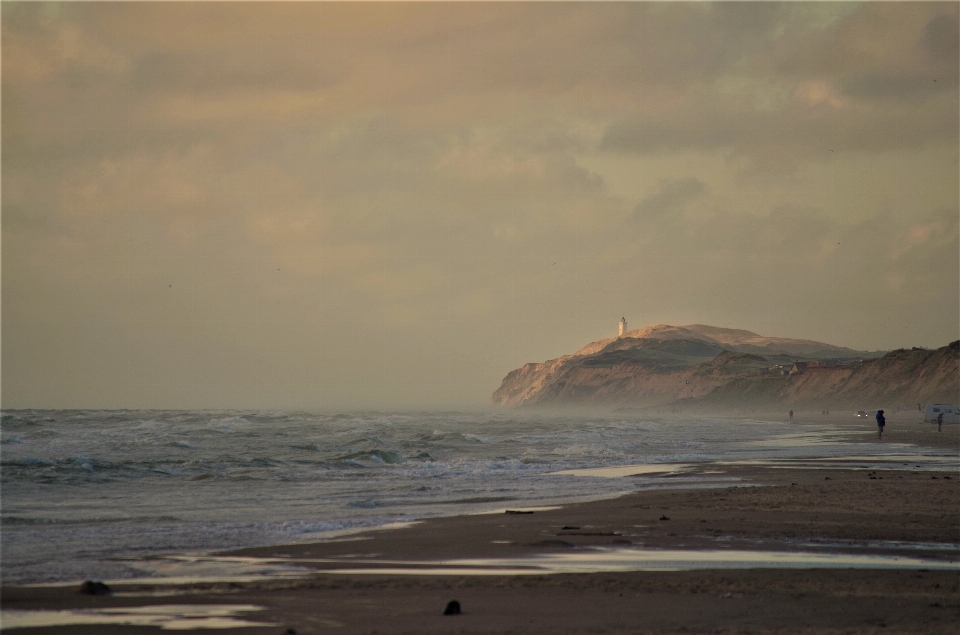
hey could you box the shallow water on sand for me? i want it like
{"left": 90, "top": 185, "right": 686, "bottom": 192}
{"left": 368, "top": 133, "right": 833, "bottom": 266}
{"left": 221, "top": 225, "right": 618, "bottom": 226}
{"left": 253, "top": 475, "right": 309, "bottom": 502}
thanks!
{"left": 2, "top": 410, "right": 955, "bottom": 584}
{"left": 0, "top": 605, "right": 273, "bottom": 630}
{"left": 321, "top": 548, "right": 960, "bottom": 575}
{"left": 87, "top": 545, "right": 960, "bottom": 585}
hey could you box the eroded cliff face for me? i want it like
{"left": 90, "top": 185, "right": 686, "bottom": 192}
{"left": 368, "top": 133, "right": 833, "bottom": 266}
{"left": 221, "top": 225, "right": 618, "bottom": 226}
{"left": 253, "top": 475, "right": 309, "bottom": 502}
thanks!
{"left": 491, "top": 325, "right": 959, "bottom": 409}
{"left": 698, "top": 343, "right": 960, "bottom": 409}
{"left": 492, "top": 341, "right": 763, "bottom": 408}
{"left": 820, "top": 343, "right": 959, "bottom": 406}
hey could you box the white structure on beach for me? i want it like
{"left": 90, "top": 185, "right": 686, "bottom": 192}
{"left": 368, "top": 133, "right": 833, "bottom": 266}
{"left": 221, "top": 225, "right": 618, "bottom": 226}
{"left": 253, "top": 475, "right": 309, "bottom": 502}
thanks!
{"left": 924, "top": 404, "right": 959, "bottom": 424}
{"left": 619, "top": 317, "right": 627, "bottom": 337}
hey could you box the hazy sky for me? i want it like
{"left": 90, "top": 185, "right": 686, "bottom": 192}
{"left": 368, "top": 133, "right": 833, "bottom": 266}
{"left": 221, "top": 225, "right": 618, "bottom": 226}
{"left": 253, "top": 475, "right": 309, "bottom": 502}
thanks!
{"left": 3, "top": 2, "right": 958, "bottom": 410}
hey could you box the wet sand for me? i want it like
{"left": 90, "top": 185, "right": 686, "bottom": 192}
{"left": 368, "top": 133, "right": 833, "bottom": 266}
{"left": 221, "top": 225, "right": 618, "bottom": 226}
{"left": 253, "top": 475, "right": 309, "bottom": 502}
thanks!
{"left": 3, "top": 417, "right": 958, "bottom": 634}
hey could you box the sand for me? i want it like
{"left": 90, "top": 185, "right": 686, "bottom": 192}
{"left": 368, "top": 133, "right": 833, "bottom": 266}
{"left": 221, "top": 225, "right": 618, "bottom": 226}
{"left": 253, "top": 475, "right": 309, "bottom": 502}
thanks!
{"left": 3, "top": 418, "right": 958, "bottom": 634}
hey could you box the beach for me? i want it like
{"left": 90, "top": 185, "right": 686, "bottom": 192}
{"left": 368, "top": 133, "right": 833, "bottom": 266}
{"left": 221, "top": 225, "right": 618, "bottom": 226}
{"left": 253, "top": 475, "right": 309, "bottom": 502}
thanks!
{"left": 2, "top": 416, "right": 957, "bottom": 634}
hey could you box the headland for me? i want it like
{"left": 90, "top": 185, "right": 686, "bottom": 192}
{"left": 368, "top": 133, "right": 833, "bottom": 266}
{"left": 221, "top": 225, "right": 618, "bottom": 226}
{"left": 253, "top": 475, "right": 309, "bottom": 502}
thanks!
{"left": 492, "top": 324, "right": 959, "bottom": 411}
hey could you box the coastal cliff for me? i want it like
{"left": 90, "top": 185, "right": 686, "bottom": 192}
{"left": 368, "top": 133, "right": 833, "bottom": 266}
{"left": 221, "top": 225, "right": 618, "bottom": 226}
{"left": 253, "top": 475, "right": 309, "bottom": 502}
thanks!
{"left": 491, "top": 324, "right": 959, "bottom": 410}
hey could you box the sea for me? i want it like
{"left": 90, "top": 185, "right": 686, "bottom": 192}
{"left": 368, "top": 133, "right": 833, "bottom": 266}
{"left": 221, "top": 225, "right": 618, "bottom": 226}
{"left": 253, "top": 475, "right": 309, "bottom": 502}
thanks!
{"left": 1, "top": 409, "right": 955, "bottom": 585}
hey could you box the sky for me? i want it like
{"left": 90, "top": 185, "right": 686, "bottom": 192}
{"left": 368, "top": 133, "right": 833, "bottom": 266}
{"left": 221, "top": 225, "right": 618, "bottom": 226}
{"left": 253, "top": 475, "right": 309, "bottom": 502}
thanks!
{"left": 2, "top": 1, "right": 958, "bottom": 410}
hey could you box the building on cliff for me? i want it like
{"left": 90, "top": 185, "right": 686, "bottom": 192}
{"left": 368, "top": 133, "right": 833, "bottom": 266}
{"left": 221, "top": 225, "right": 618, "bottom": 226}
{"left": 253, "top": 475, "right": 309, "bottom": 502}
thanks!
{"left": 619, "top": 317, "right": 627, "bottom": 337}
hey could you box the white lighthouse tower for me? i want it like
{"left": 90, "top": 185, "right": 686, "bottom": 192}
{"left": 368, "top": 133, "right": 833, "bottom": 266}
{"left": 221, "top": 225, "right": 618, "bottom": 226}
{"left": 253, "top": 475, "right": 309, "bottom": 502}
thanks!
{"left": 618, "top": 316, "right": 627, "bottom": 337}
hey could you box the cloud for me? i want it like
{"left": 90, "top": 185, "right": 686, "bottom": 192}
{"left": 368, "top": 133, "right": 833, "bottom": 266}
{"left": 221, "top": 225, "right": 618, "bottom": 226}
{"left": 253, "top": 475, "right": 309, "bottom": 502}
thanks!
{"left": 632, "top": 178, "right": 708, "bottom": 221}
{"left": 623, "top": 202, "right": 958, "bottom": 320}
{"left": 602, "top": 92, "right": 957, "bottom": 166}
{"left": 600, "top": 2, "right": 959, "bottom": 165}
{"left": 924, "top": 12, "right": 960, "bottom": 61}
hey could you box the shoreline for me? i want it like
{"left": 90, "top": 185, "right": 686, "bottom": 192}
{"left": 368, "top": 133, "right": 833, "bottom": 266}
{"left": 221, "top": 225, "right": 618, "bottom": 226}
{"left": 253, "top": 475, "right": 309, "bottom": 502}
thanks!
{"left": 224, "top": 459, "right": 959, "bottom": 562}
{"left": 227, "top": 415, "right": 956, "bottom": 565}
{"left": 3, "top": 419, "right": 958, "bottom": 634}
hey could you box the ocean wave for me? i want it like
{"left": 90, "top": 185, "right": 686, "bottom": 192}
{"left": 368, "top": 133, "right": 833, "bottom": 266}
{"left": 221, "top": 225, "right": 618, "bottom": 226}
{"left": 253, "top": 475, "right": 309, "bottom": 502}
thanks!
{"left": 335, "top": 449, "right": 404, "bottom": 465}
{"left": 28, "top": 428, "right": 64, "bottom": 438}
{"left": 2, "top": 514, "right": 183, "bottom": 526}
{"left": 347, "top": 499, "right": 378, "bottom": 508}
{"left": 291, "top": 443, "right": 325, "bottom": 452}
{"left": 2, "top": 457, "right": 56, "bottom": 467}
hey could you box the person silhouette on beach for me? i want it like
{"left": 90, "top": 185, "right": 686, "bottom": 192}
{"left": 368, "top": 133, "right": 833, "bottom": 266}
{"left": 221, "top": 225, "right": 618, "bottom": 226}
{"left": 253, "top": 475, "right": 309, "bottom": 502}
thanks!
{"left": 876, "top": 409, "right": 885, "bottom": 440}
{"left": 789, "top": 410, "right": 793, "bottom": 421}
{"left": 937, "top": 411, "right": 943, "bottom": 432}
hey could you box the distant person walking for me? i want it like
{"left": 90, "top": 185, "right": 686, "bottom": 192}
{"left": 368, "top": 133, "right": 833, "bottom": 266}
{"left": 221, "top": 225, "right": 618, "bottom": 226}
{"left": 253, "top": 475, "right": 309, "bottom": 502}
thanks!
{"left": 789, "top": 410, "right": 794, "bottom": 420}
{"left": 876, "top": 409, "right": 885, "bottom": 440}
{"left": 937, "top": 411, "right": 943, "bottom": 432}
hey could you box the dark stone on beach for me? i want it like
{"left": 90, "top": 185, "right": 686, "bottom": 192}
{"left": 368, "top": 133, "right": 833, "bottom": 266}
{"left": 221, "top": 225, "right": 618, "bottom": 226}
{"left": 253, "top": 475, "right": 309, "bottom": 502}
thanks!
{"left": 562, "top": 525, "right": 580, "bottom": 530}
{"left": 531, "top": 539, "right": 574, "bottom": 548}
{"left": 659, "top": 515, "right": 670, "bottom": 521}
{"left": 505, "top": 510, "right": 533, "bottom": 514}
{"left": 78, "top": 580, "right": 111, "bottom": 595}
{"left": 443, "top": 600, "right": 461, "bottom": 615}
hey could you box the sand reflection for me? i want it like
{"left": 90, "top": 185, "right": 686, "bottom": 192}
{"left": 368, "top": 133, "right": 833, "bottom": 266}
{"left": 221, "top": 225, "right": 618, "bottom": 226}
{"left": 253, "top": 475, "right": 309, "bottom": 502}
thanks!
{"left": 325, "top": 547, "right": 960, "bottom": 575}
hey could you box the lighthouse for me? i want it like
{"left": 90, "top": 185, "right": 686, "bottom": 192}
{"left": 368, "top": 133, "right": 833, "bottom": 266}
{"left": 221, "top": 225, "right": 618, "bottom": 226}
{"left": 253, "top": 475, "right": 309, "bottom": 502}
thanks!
{"left": 618, "top": 317, "right": 627, "bottom": 337}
